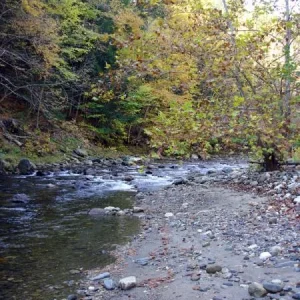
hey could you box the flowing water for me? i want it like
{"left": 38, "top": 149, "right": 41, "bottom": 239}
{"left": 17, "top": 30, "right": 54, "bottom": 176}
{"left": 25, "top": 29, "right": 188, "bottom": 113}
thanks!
{"left": 0, "top": 159, "right": 246, "bottom": 300}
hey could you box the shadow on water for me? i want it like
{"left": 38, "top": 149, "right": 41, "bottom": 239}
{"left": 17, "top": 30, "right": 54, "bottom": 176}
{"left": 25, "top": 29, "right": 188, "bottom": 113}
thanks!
{"left": 0, "top": 175, "right": 140, "bottom": 300}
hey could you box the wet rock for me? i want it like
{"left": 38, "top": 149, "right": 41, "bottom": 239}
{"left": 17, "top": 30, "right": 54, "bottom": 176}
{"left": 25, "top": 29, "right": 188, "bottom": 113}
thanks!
{"left": 263, "top": 279, "right": 284, "bottom": 293}
{"left": 11, "top": 194, "right": 30, "bottom": 203}
{"left": 88, "top": 208, "right": 107, "bottom": 216}
{"left": 67, "top": 295, "right": 77, "bottom": 300}
{"left": 91, "top": 272, "right": 110, "bottom": 281}
{"left": 103, "top": 278, "right": 115, "bottom": 290}
{"left": 119, "top": 276, "right": 137, "bottom": 290}
{"left": 17, "top": 159, "right": 36, "bottom": 175}
{"left": 222, "top": 167, "right": 233, "bottom": 174}
{"left": 248, "top": 282, "right": 268, "bottom": 297}
{"left": 206, "top": 264, "right": 222, "bottom": 274}
{"left": 124, "top": 175, "right": 134, "bottom": 182}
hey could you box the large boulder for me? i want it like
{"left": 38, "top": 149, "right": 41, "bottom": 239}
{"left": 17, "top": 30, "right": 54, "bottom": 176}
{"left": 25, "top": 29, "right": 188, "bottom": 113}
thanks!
{"left": 17, "top": 159, "right": 36, "bottom": 175}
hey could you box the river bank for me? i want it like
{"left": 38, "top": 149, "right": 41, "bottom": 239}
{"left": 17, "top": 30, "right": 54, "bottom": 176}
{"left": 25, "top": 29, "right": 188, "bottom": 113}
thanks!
{"left": 77, "top": 166, "right": 300, "bottom": 300}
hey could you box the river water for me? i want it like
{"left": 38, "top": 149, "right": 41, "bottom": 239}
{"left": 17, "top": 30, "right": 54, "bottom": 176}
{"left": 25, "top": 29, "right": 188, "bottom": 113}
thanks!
{"left": 0, "top": 159, "right": 246, "bottom": 299}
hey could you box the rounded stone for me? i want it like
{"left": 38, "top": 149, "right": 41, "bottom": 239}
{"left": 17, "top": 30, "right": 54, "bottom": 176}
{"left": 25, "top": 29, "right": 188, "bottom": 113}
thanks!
{"left": 263, "top": 280, "right": 284, "bottom": 293}
{"left": 248, "top": 282, "right": 268, "bottom": 297}
{"left": 206, "top": 264, "right": 222, "bottom": 274}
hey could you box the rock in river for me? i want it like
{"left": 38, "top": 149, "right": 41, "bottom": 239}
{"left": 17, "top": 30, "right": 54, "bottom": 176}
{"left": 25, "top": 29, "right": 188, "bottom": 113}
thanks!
{"left": 17, "top": 159, "right": 36, "bottom": 175}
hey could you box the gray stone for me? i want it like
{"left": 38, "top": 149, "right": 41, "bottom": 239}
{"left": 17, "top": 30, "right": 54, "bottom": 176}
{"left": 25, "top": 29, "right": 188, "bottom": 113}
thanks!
{"left": 119, "top": 276, "right": 137, "bottom": 290}
{"left": 222, "top": 167, "right": 233, "bottom": 174}
{"left": 133, "top": 207, "right": 145, "bottom": 213}
{"left": 292, "top": 293, "right": 300, "bottom": 299}
{"left": 269, "top": 246, "right": 282, "bottom": 256}
{"left": 173, "top": 178, "right": 187, "bottom": 185}
{"left": 248, "top": 282, "right": 268, "bottom": 297}
{"left": 11, "top": 194, "right": 30, "bottom": 203}
{"left": 88, "top": 208, "right": 107, "bottom": 216}
{"left": 67, "top": 295, "right": 77, "bottom": 300}
{"left": 294, "top": 196, "right": 300, "bottom": 204}
{"left": 191, "top": 273, "right": 200, "bottom": 281}
{"left": 263, "top": 280, "right": 284, "bottom": 293}
{"left": 91, "top": 272, "right": 110, "bottom": 281}
{"left": 206, "top": 264, "right": 222, "bottom": 274}
{"left": 103, "top": 278, "right": 115, "bottom": 290}
{"left": 17, "top": 159, "right": 36, "bottom": 175}
{"left": 136, "top": 257, "right": 150, "bottom": 266}
{"left": 73, "top": 148, "right": 88, "bottom": 157}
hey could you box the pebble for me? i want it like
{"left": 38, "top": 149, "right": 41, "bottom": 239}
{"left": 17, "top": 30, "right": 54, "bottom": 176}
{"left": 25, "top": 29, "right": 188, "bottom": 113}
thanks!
{"left": 103, "top": 278, "right": 115, "bottom": 290}
{"left": 67, "top": 295, "right": 77, "bottom": 300}
{"left": 263, "top": 279, "right": 285, "bottom": 293}
{"left": 135, "top": 257, "right": 151, "bottom": 266}
{"left": 191, "top": 273, "right": 200, "bottom": 281}
{"left": 206, "top": 264, "right": 222, "bottom": 274}
{"left": 248, "top": 282, "right": 268, "bottom": 297}
{"left": 260, "top": 252, "right": 272, "bottom": 260}
{"left": 91, "top": 272, "right": 110, "bottom": 281}
{"left": 165, "top": 212, "right": 174, "bottom": 218}
{"left": 119, "top": 276, "right": 137, "bottom": 290}
{"left": 293, "top": 293, "right": 300, "bottom": 299}
{"left": 270, "top": 246, "right": 282, "bottom": 256}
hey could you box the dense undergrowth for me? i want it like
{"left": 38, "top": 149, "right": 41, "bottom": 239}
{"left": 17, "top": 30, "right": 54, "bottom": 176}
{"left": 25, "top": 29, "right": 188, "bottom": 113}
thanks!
{"left": 0, "top": 0, "right": 299, "bottom": 167}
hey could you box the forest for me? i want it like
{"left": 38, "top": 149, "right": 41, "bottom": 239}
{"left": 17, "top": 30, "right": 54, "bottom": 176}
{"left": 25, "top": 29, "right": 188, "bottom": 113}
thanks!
{"left": 0, "top": 0, "right": 299, "bottom": 167}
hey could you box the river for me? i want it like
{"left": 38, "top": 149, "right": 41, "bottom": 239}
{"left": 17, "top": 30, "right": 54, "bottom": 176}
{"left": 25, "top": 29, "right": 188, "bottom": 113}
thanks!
{"left": 0, "top": 158, "right": 246, "bottom": 299}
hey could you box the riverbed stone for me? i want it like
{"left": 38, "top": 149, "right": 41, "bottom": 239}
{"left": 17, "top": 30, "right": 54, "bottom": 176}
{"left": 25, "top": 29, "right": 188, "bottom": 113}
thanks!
{"left": 133, "top": 206, "right": 145, "bottom": 213}
{"left": 67, "top": 295, "right": 77, "bottom": 300}
{"left": 206, "top": 264, "right": 222, "bottom": 274}
{"left": 260, "top": 252, "right": 272, "bottom": 260}
{"left": 248, "top": 282, "right": 268, "bottom": 297}
{"left": 91, "top": 272, "right": 110, "bottom": 281}
{"left": 119, "top": 276, "right": 137, "bottom": 290}
{"left": 263, "top": 280, "right": 285, "bottom": 293}
{"left": 103, "top": 278, "right": 115, "bottom": 290}
{"left": 269, "top": 246, "right": 282, "bottom": 256}
{"left": 165, "top": 212, "right": 174, "bottom": 218}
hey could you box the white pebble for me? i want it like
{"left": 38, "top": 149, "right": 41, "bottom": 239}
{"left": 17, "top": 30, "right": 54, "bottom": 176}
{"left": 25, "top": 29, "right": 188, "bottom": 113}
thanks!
{"left": 259, "top": 252, "right": 272, "bottom": 260}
